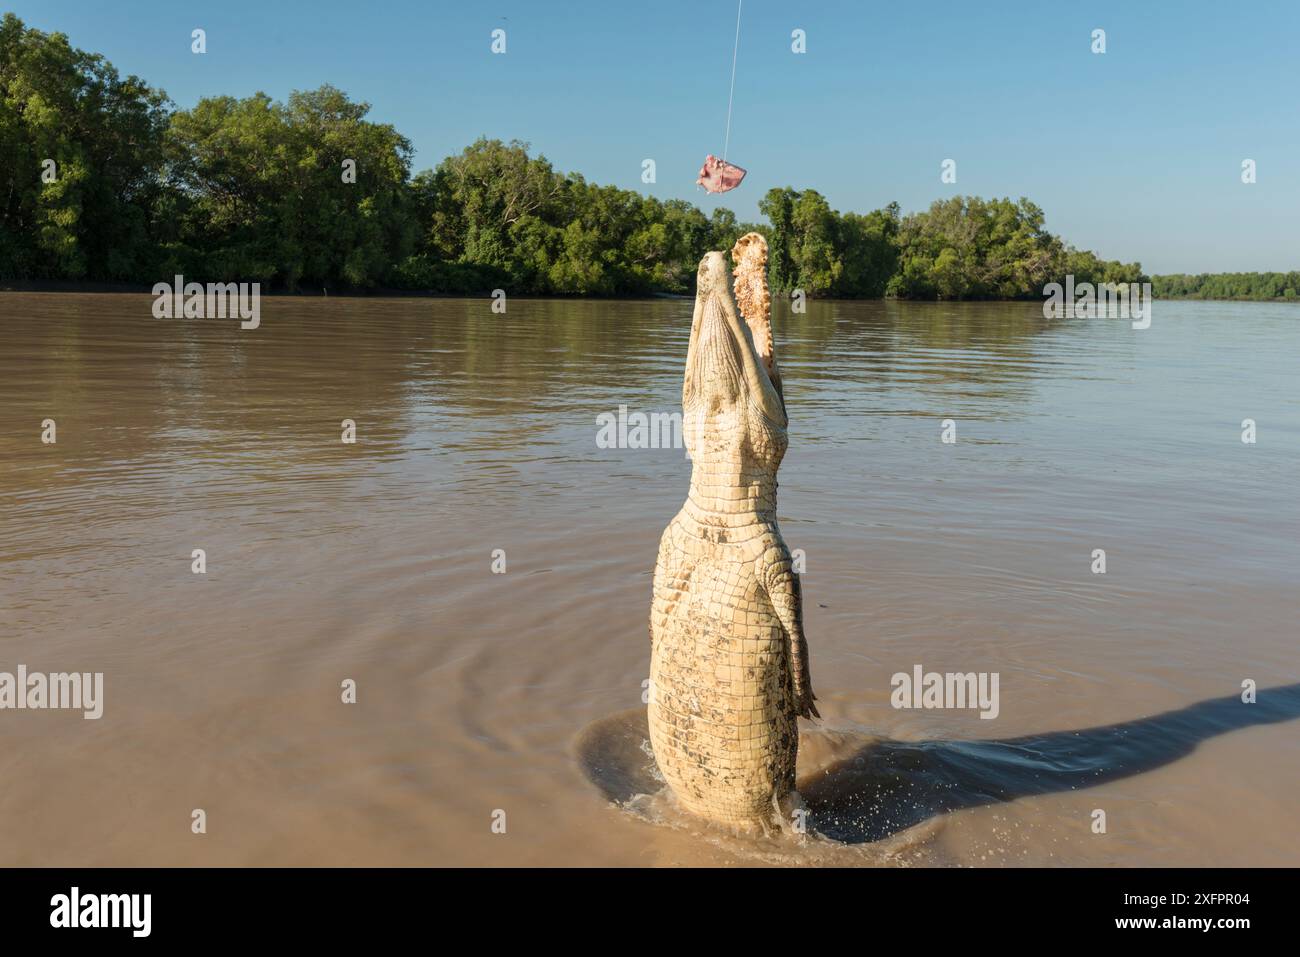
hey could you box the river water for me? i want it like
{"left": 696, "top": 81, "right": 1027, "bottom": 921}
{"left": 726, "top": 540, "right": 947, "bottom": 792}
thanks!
{"left": 0, "top": 292, "right": 1296, "bottom": 866}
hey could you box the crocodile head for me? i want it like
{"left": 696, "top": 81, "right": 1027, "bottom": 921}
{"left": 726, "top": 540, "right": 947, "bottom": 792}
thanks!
{"left": 682, "top": 250, "right": 787, "bottom": 472}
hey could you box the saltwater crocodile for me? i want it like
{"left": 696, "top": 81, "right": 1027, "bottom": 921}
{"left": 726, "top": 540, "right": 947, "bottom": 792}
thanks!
{"left": 647, "top": 233, "right": 817, "bottom": 831}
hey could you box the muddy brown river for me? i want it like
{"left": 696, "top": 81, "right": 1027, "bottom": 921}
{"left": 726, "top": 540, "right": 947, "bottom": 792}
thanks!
{"left": 1, "top": 291, "right": 1296, "bottom": 866}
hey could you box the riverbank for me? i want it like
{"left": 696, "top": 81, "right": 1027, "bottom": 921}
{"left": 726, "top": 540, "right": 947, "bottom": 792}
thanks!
{"left": 0, "top": 280, "right": 691, "bottom": 301}
{"left": 5, "top": 279, "right": 1299, "bottom": 305}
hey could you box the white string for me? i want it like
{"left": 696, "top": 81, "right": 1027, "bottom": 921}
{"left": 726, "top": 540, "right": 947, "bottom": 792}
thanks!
{"left": 723, "top": 0, "right": 742, "bottom": 162}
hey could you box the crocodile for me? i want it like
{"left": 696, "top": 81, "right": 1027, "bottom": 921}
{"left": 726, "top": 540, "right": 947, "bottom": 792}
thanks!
{"left": 647, "top": 233, "right": 818, "bottom": 831}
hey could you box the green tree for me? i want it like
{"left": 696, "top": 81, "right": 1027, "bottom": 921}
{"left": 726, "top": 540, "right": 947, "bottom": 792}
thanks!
{"left": 886, "top": 196, "right": 1119, "bottom": 300}
{"left": 834, "top": 203, "right": 899, "bottom": 297}
{"left": 789, "top": 190, "right": 842, "bottom": 295}
{"left": 758, "top": 187, "right": 796, "bottom": 291}
{"left": 0, "top": 13, "right": 170, "bottom": 280}
{"left": 426, "top": 138, "right": 564, "bottom": 268}
{"left": 162, "top": 85, "right": 414, "bottom": 287}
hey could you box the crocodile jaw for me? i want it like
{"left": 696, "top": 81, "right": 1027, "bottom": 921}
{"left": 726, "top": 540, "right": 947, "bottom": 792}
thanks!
{"left": 682, "top": 251, "right": 786, "bottom": 471}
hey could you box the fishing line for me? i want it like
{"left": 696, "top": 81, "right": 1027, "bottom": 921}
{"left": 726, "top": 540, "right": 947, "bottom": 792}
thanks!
{"left": 723, "top": 0, "right": 742, "bottom": 163}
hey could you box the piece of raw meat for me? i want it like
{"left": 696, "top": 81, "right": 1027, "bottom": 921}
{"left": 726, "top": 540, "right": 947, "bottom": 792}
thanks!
{"left": 697, "top": 154, "right": 746, "bottom": 194}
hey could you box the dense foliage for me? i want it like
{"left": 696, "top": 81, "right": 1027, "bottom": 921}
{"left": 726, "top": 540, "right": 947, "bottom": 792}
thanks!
{"left": 0, "top": 13, "right": 170, "bottom": 280}
{"left": 1151, "top": 272, "right": 1300, "bottom": 301}
{"left": 158, "top": 86, "right": 417, "bottom": 287}
{"left": 399, "top": 137, "right": 743, "bottom": 295}
{"left": 1, "top": 14, "right": 1289, "bottom": 300}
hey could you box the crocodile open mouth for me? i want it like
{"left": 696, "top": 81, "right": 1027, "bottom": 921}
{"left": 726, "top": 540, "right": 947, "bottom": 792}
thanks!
{"left": 683, "top": 250, "right": 785, "bottom": 427}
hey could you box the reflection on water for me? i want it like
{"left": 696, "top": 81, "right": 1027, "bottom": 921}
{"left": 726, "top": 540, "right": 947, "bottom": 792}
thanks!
{"left": 0, "top": 292, "right": 1297, "bottom": 866}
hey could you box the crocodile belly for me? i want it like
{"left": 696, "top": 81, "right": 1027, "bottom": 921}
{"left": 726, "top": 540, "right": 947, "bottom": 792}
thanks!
{"left": 648, "top": 552, "right": 798, "bottom": 828}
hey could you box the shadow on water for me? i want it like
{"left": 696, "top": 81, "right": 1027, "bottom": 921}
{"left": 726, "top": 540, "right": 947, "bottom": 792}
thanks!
{"left": 575, "top": 685, "right": 1300, "bottom": 845}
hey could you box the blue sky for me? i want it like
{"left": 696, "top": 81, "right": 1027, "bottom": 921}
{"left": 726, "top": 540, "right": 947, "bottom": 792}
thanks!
{"left": 10, "top": 0, "right": 1300, "bottom": 273}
